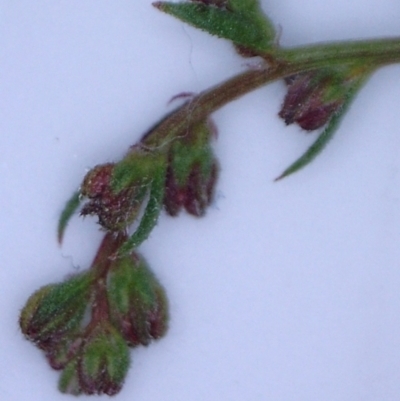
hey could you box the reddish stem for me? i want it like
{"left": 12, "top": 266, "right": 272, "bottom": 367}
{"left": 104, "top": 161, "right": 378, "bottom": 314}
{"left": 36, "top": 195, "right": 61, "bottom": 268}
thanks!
{"left": 88, "top": 232, "right": 127, "bottom": 325}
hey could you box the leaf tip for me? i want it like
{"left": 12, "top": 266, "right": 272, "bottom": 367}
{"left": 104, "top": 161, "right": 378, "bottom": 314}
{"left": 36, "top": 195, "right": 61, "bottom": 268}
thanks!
{"left": 57, "top": 191, "right": 81, "bottom": 246}
{"left": 152, "top": 1, "right": 164, "bottom": 10}
{"left": 57, "top": 229, "right": 64, "bottom": 246}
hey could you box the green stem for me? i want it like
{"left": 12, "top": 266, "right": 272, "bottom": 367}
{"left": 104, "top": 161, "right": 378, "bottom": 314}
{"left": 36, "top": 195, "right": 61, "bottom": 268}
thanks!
{"left": 88, "top": 232, "right": 127, "bottom": 326}
{"left": 141, "top": 37, "right": 400, "bottom": 149}
{"left": 276, "top": 37, "right": 400, "bottom": 67}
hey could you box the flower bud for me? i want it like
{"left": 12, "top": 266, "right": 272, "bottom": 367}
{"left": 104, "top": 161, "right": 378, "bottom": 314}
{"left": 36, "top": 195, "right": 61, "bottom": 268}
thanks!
{"left": 80, "top": 162, "right": 147, "bottom": 232}
{"left": 107, "top": 253, "right": 169, "bottom": 347}
{"left": 279, "top": 69, "right": 354, "bottom": 131}
{"left": 80, "top": 146, "right": 168, "bottom": 232}
{"left": 58, "top": 323, "right": 130, "bottom": 396}
{"left": 19, "top": 272, "right": 92, "bottom": 351}
{"left": 78, "top": 323, "right": 130, "bottom": 395}
{"left": 164, "top": 119, "right": 219, "bottom": 217}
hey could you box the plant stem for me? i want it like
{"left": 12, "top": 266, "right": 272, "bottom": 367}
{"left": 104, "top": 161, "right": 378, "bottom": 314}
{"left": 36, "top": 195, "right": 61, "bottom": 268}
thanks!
{"left": 276, "top": 37, "right": 400, "bottom": 67}
{"left": 89, "top": 232, "right": 127, "bottom": 324}
{"left": 140, "top": 37, "right": 400, "bottom": 150}
{"left": 140, "top": 67, "right": 295, "bottom": 149}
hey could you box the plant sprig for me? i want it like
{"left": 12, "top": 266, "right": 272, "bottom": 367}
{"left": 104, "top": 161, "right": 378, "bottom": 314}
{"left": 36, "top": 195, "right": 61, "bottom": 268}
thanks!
{"left": 19, "top": 0, "right": 400, "bottom": 396}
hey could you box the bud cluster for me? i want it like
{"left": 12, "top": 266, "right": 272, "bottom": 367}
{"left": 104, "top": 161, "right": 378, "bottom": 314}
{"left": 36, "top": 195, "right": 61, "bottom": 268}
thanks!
{"left": 279, "top": 68, "right": 360, "bottom": 131}
{"left": 20, "top": 245, "right": 168, "bottom": 396}
{"left": 164, "top": 119, "right": 219, "bottom": 217}
{"left": 19, "top": 0, "right": 400, "bottom": 396}
{"left": 108, "top": 253, "right": 168, "bottom": 346}
{"left": 79, "top": 146, "right": 161, "bottom": 232}
{"left": 80, "top": 162, "right": 147, "bottom": 232}
{"left": 30, "top": 112, "right": 219, "bottom": 395}
{"left": 78, "top": 123, "right": 219, "bottom": 230}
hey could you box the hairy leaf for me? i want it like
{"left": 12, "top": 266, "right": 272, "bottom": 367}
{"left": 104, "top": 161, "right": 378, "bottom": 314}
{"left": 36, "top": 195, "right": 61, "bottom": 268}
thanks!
{"left": 153, "top": 1, "right": 275, "bottom": 52}
{"left": 117, "top": 166, "right": 166, "bottom": 256}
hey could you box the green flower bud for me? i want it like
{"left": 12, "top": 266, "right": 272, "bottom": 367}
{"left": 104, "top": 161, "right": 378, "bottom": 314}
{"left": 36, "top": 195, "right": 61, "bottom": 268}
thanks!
{"left": 76, "top": 322, "right": 130, "bottom": 396}
{"left": 164, "top": 119, "right": 219, "bottom": 217}
{"left": 107, "top": 253, "right": 169, "bottom": 347}
{"left": 58, "top": 322, "right": 130, "bottom": 396}
{"left": 19, "top": 272, "right": 92, "bottom": 351}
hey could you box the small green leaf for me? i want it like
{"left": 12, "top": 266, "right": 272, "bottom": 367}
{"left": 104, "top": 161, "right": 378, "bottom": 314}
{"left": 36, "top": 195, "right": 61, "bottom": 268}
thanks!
{"left": 57, "top": 191, "right": 81, "bottom": 244}
{"left": 275, "top": 73, "right": 369, "bottom": 180}
{"left": 111, "top": 150, "right": 167, "bottom": 193}
{"left": 117, "top": 166, "right": 166, "bottom": 256}
{"left": 153, "top": 1, "right": 275, "bottom": 52}
{"left": 112, "top": 154, "right": 151, "bottom": 193}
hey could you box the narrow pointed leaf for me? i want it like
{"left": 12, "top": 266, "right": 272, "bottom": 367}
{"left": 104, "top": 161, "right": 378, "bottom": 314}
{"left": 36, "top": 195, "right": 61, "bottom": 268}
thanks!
{"left": 153, "top": 1, "right": 275, "bottom": 52}
{"left": 117, "top": 167, "right": 166, "bottom": 256}
{"left": 58, "top": 191, "right": 81, "bottom": 244}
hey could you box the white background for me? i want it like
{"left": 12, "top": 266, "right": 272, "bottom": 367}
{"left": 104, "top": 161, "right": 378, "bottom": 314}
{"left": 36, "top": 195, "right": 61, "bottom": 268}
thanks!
{"left": 2, "top": 1, "right": 400, "bottom": 400}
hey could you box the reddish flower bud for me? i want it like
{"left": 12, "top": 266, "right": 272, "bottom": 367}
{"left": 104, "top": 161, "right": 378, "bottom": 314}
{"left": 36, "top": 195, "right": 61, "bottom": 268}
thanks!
{"left": 183, "top": 160, "right": 219, "bottom": 216}
{"left": 165, "top": 160, "right": 219, "bottom": 217}
{"left": 164, "top": 119, "right": 219, "bottom": 217}
{"left": 80, "top": 162, "right": 148, "bottom": 231}
{"left": 107, "top": 253, "right": 169, "bottom": 347}
{"left": 279, "top": 69, "right": 351, "bottom": 131}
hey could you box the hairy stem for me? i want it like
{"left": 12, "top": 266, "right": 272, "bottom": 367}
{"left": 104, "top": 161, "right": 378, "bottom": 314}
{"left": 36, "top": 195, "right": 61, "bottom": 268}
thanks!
{"left": 89, "top": 233, "right": 127, "bottom": 325}
{"left": 141, "top": 37, "right": 400, "bottom": 150}
{"left": 276, "top": 37, "right": 400, "bottom": 67}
